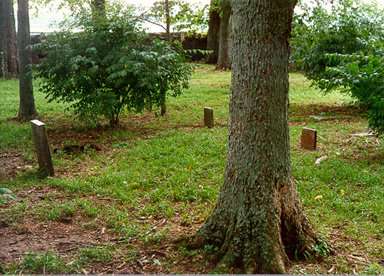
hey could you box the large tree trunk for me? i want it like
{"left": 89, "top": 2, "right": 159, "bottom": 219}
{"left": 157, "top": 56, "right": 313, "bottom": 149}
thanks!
{"left": 194, "top": 0, "right": 318, "bottom": 273}
{"left": 17, "top": 0, "right": 38, "bottom": 120}
{"left": 205, "top": 0, "right": 220, "bottom": 64}
{"left": 215, "top": 0, "right": 231, "bottom": 70}
{"left": 0, "top": 0, "right": 18, "bottom": 78}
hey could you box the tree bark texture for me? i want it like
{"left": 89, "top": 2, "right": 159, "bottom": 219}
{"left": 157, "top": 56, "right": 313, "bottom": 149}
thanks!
{"left": 195, "top": 0, "right": 318, "bottom": 273}
{"left": 17, "top": 0, "right": 37, "bottom": 120}
{"left": 0, "top": 0, "right": 18, "bottom": 78}
{"left": 91, "top": 0, "right": 106, "bottom": 19}
{"left": 215, "top": 0, "right": 231, "bottom": 70}
{"left": 205, "top": 0, "right": 220, "bottom": 64}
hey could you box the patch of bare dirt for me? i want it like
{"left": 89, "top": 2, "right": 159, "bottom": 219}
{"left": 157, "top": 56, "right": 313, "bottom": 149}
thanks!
{"left": 0, "top": 186, "right": 214, "bottom": 274}
{"left": 287, "top": 224, "right": 384, "bottom": 274}
{"left": 0, "top": 152, "right": 33, "bottom": 181}
{"left": 3, "top": 186, "right": 381, "bottom": 275}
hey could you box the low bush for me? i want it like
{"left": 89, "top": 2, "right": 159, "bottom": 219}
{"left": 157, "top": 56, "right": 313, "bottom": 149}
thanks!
{"left": 32, "top": 6, "right": 193, "bottom": 125}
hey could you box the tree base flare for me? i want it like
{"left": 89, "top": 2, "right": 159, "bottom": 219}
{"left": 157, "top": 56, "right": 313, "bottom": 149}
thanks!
{"left": 15, "top": 113, "right": 38, "bottom": 122}
{"left": 180, "top": 178, "right": 322, "bottom": 274}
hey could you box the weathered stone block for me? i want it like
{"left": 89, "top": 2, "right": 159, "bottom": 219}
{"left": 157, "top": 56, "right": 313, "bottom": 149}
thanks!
{"left": 31, "top": 120, "right": 54, "bottom": 176}
{"left": 204, "top": 107, "right": 214, "bottom": 128}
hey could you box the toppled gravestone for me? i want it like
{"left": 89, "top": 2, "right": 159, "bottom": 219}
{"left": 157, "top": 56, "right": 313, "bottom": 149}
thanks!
{"left": 310, "top": 114, "right": 353, "bottom": 121}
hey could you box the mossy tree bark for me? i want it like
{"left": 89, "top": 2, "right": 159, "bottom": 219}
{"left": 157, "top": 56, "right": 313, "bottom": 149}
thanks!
{"left": 215, "top": 0, "right": 231, "bottom": 70}
{"left": 0, "top": 0, "right": 18, "bottom": 78}
{"left": 205, "top": 0, "right": 220, "bottom": 64}
{"left": 194, "top": 0, "right": 319, "bottom": 273}
{"left": 17, "top": 0, "right": 38, "bottom": 121}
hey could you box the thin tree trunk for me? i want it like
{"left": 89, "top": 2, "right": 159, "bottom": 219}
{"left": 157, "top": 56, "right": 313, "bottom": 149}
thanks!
{"left": 205, "top": 0, "right": 220, "bottom": 64}
{"left": 216, "top": 0, "right": 231, "bottom": 70}
{"left": 0, "top": 0, "right": 18, "bottom": 78}
{"left": 160, "top": 0, "right": 170, "bottom": 116}
{"left": 192, "top": 0, "right": 319, "bottom": 273}
{"left": 17, "top": 0, "right": 37, "bottom": 120}
{"left": 165, "top": 0, "right": 170, "bottom": 42}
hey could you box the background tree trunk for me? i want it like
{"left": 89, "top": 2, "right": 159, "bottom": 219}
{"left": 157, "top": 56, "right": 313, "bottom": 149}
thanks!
{"left": 160, "top": 0, "right": 170, "bottom": 116}
{"left": 165, "top": 0, "right": 170, "bottom": 42}
{"left": 0, "top": 0, "right": 18, "bottom": 78}
{"left": 91, "top": 0, "right": 106, "bottom": 19}
{"left": 17, "top": 0, "right": 37, "bottom": 120}
{"left": 205, "top": 0, "right": 220, "bottom": 64}
{"left": 215, "top": 0, "right": 231, "bottom": 70}
{"left": 194, "top": 0, "right": 319, "bottom": 273}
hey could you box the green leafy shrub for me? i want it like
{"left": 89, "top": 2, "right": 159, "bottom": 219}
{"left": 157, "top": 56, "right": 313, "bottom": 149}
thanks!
{"left": 325, "top": 44, "right": 384, "bottom": 135}
{"left": 291, "top": 0, "right": 384, "bottom": 91}
{"left": 149, "top": 0, "right": 208, "bottom": 33}
{"left": 32, "top": 6, "right": 193, "bottom": 125}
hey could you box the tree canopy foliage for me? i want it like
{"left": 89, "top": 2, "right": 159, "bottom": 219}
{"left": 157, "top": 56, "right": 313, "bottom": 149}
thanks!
{"left": 31, "top": 0, "right": 101, "bottom": 12}
{"left": 148, "top": 0, "right": 209, "bottom": 34}
{"left": 32, "top": 5, "right": 193, "bottom": 125}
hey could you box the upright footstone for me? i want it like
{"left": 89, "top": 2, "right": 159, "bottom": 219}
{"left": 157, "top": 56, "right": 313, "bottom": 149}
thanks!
{"left": 301, "top": 127, "right": 317, "bottom": 150}
{"left": 204, "top": 107, "right": 214, "bottom": 128}
{"left": 31, "top": 120, "right": 54, "bottom": 176}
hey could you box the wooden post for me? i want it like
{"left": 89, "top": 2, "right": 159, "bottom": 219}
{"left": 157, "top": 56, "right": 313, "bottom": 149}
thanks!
{"left": 31, "top": 120, "right": 54, "bottom": 176}
{"left": 301, "top": 127, "right": 317, "bottom": 150}
{"left": 204, "top": 107, "right": 214, "bottom": 128}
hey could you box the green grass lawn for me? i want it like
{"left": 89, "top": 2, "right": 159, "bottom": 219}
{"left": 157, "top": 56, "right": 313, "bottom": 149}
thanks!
{"left": 0, "top": 64, "right": 383, "bottom": 274}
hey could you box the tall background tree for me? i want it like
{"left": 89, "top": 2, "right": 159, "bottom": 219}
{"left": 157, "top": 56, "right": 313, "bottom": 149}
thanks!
{"left": 17, "top": 0, "right": 38, "bottom": 120}
{"left": 147, "top": 0, "right": 208, "bottom": 115}
{"left": 161, "top": 0, "right": 171, "bottom": 116}
{"left": 148, "top": 0, "right": 208, "bottom": 36}
{"left": 205, "top": 0, "right": 220, "bottom": 64}
{"left": 190, "top": 0, "right": 320, "bottom": 273}
{"left": 0, "top": 0, "right": 18, "bottom": 78}
{"left": 215, "top": 0, "right": 231, "bottom": 70}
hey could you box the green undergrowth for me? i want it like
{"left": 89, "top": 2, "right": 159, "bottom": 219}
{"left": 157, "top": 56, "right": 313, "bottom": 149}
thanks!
{"left": 1, "top": 64, "right": 383, "bottom": 274}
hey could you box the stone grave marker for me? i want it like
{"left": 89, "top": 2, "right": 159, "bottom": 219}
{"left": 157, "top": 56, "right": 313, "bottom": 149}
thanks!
{"left": 301, "top": 127, "right": 317, "bottom": 150}
{"left": 204, "top": 107, "right": 214, "bottom": 128}
{"left": 31, "top": 120, "right": 54, "bottom": 176}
